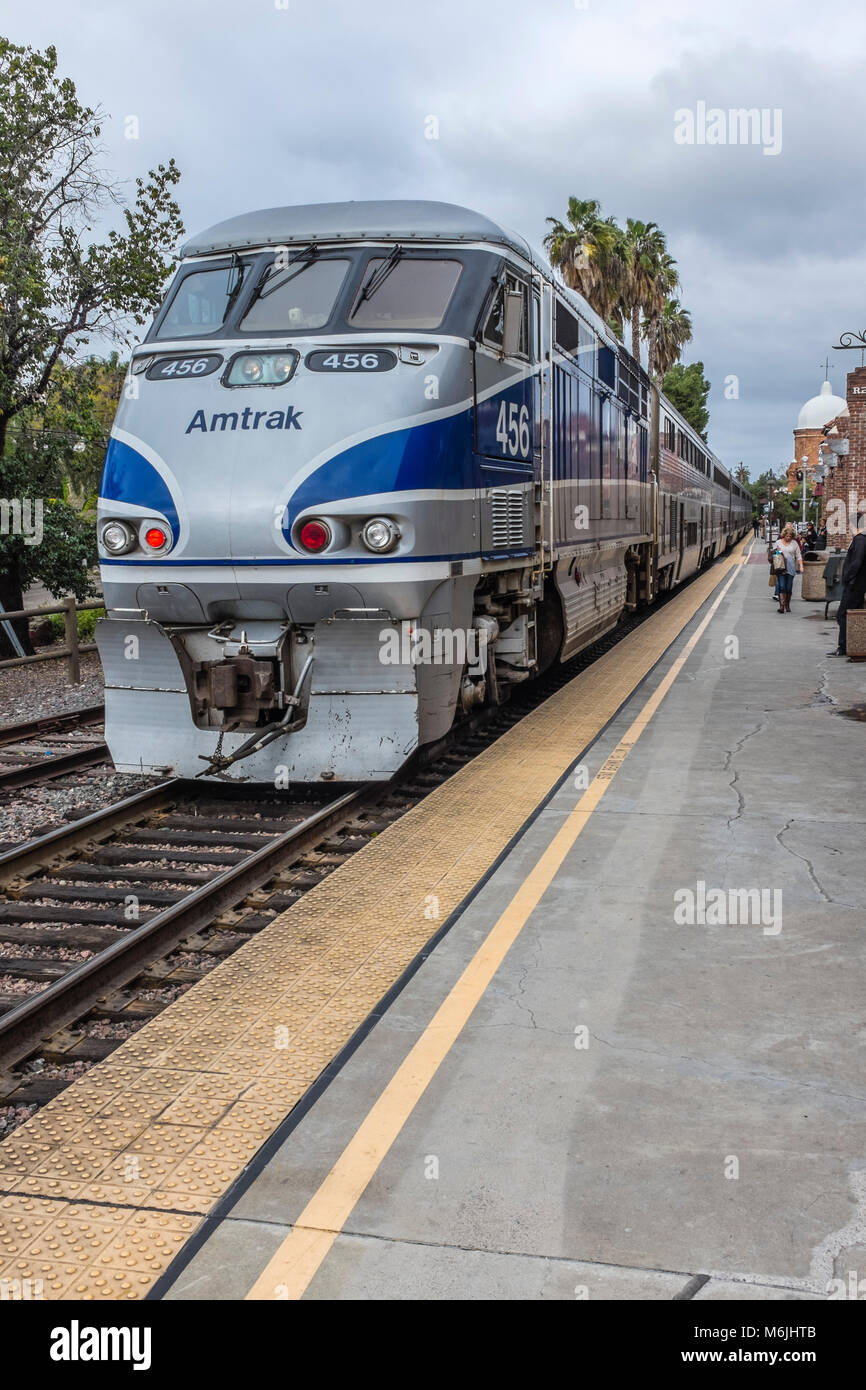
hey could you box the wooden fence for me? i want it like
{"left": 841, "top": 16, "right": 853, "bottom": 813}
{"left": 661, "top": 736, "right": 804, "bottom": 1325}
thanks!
{"left": 0, "top": 598, "right": 104, "bottom": 684}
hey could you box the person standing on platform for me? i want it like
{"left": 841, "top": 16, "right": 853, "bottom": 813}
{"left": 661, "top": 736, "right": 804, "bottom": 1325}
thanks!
{"left": 805, "top": 522, "right": 818, "bottom": 551}
{"left": 816, "top": 520, "right": 828, "bottom": 551}
{"left": 773, "top": 524, "right": 803, "bottom": 614}
{"left": 753, "top": 517, "right": 760, "bottom": 538}
{"left": 768, "top": 534, "right": 783, "bottom": 603}
{"left": 829, "top": 514, "right": 866, "bottom": 656}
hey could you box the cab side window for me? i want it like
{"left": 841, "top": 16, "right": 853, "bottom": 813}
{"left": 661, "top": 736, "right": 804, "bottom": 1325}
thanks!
{"left": 482, "top": 273, "right": 529, "bottom": 358}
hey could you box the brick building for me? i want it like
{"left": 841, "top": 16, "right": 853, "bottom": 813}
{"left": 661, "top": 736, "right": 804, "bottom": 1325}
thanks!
{"left": 818, "top": 366, "right": 866, "bottom": 547}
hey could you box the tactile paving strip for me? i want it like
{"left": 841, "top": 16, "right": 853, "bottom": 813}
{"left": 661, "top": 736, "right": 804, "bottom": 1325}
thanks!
{"left": 0, "top": 550, "right": 743, "bottom": 1298}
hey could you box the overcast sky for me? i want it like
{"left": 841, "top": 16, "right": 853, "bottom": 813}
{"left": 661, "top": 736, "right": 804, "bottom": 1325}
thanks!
{"left": 4, "top": 0, "right": 865, "bottom": 477}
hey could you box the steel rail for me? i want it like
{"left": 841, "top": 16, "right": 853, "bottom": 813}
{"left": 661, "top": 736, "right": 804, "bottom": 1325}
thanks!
{"left": 0, "top": 743, "right": 109, "bottom": 792}
{"left": 0, "top": 704, "right": 105, "bottom": 748}
{"left": 0, "top": 779, "right": 183, "bottom": 886}
{"left": 0, "top": 786, "right": 368, "bottom": 1069}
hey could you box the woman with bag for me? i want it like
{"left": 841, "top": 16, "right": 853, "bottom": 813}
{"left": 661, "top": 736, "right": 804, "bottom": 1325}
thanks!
{"left": 767, "top": 532, "right": 780, "bottom": 603}
{"left": 773, "top": 524, "right": 804, "bottom": 613}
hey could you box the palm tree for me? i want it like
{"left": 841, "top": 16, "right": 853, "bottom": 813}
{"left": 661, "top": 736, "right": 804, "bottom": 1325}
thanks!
{"left": 639, "top": 251, "right": 679, "bottom": 377}
{"left": 544, "top": 198, "right": 627, "bottom": 323}
{"left": 735, "top": 463, "right": 750, "bottom": 486}
{"left": 545, "top": 201, "right": 691, "bottom": 379}
{"left": 647, "top": 298, "right": 692, "bottom": 380}
{"left": 619, "top": 219, "right": 671, "bottom": 364}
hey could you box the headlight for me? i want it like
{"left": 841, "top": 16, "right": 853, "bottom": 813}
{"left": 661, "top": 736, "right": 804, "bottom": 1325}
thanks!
{"left": 100, "top": 520, "right": 136, "bottom": 555}
{"left": 361, "top": 517, "right": 400, "bottom": 553}
{"left": 226, "top": 351, "right": 299, "bottom": 386}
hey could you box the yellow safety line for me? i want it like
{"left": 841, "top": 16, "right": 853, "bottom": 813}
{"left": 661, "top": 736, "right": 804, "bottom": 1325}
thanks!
{"left": 246, "top": 544, "right": 751, "bottom": 1299}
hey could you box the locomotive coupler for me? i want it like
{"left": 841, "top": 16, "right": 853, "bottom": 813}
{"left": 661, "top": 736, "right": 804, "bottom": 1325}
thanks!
{"left": 195, "top": 652, "right": 315, "bottom": 777}
{"left": 197, "top": 653, "right": 276, "bottom": 722}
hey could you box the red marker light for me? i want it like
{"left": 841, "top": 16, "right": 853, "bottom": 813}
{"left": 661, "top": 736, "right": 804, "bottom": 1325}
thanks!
{"left": 299, "top": 520, "right": 331, "bottom": 552}
{"left": 145, "top": 527, "right": 167, "bottom": 549}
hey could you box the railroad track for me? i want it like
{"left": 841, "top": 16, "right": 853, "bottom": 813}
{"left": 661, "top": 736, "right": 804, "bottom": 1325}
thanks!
{"left": 0, "top": 770, "right": 444, "bottom": 1114}
{"left": 0, "top": 704, "right": 108, "bottom": 791}
{"left": 0, "top": 562, "right": 724, "bottom": 1121}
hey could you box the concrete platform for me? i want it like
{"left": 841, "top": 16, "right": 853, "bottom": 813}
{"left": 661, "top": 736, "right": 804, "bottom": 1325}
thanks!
{"left": 164, "top": 554, "right": 866, "bottom": 1302}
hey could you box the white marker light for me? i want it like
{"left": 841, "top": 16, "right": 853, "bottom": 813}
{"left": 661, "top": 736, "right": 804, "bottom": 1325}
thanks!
{"left": 101, "top": 520, "right": 135, "bottom": 554}
{"left": 361, "top": 517, "right": 399, "bottom": 553}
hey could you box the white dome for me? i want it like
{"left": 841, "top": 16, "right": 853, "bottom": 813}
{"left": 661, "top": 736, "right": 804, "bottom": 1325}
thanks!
{"left": 797, "top": 380, "right": 848, "bottom": 430}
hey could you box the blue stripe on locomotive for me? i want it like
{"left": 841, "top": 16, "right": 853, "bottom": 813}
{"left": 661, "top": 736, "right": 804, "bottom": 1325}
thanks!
{"left": 281, "top": 380, "right": 536, "bottom": 542}
{"left": 281, "top": 408, "right": 475, "bottom": 540}
{"left": 101, "top": 438, "right": 180, "bottom": 539}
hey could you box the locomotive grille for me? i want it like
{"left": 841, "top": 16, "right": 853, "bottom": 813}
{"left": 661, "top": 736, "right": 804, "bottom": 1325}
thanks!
{"left": 490, "top": 489, "right": 525, "bottom": 548}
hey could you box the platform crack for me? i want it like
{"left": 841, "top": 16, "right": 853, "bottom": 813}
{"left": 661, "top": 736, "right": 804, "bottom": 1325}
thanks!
{"left": 511, "top": 939, "right": 544, "bottom": 1031}
{"left": 775, "top": 817, "right": 833, "bottom": 903}
{"left": 722, "top": 721, "right": 764, "bottom": 832}
{"left": 812, "top": 663, "right": 839, "bottom": 708}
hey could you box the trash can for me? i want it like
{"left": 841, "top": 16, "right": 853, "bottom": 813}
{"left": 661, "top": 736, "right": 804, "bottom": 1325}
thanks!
{"left": 801, "top": 557, "right": 827, "bottom": 600}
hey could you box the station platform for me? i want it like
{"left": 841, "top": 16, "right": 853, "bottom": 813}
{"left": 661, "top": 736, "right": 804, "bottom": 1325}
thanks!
{"left": 3, "top": 538, "right": 865, "bottom": 1301}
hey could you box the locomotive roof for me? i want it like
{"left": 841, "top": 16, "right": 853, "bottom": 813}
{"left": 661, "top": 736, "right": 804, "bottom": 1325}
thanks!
{"left": 181, "top": 199, "right": 619, "bottom": 347}
{"left": 181, "top": 199, "right": 538, "bottom": 263}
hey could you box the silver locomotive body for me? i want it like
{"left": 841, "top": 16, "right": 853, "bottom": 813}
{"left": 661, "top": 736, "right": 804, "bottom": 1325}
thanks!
{"left": 96, "top": 200, "right": 750, "bottom": 782}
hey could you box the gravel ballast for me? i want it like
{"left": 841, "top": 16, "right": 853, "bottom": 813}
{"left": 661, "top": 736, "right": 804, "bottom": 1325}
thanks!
{"left": 0, "top": 766, "right": 164, "bottom": 845}
{"left": 0, "top": 649, "right": 166, "bottom": 843}
{"left": 0, "top": 650, "right": 105, "bottom": 727}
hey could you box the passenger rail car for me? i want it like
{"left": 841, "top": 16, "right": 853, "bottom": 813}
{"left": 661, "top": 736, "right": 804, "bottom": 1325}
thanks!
{"left": 96, "top": 200, "right": 751, "bottom": 781}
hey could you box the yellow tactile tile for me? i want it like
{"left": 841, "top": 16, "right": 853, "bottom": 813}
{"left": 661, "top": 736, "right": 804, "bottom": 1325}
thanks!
{"left": 0, "top": 547, "right": 746, "bottom": 1297}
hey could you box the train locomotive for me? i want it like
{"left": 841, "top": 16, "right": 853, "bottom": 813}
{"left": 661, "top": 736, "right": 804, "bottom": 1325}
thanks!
{"left": 95, "top": 200, "right": 751, "bottom": 782}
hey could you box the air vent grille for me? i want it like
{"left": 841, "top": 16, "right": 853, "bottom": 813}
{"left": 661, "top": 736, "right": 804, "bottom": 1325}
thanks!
{"left": 490, "top": 489, "right": 525, "bottom": 548}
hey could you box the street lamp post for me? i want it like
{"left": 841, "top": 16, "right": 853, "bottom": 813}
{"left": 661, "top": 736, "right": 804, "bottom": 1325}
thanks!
{"left": 815, "top": 459, "right": 827, "bottom": 532}
{"left": 767, "top": 471, "right": 777, "bottom": 541}
{"left": 801, "top": 455, "right": 808, "bottom": 528}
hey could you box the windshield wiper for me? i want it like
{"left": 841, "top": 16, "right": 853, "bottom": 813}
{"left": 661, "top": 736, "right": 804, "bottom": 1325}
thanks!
{"left": 224, "top": 251, "right": 247, "bottom": 312}
{"left": 353, "top": 244, "right": 403, "bottom": 311}
{"left": 256, "top": 243, "right": 319, "bottom": 301}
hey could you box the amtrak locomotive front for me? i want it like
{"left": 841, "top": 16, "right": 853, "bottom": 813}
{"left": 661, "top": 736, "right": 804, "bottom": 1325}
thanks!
{"left": 96, "top": 200, "right": 750, "bottom": 782}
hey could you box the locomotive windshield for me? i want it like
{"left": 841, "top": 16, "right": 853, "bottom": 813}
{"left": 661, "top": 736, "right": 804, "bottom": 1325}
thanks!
{"left": 149, "top": 245, "right": 477, "bottom": 341}
{"left": 349, "top": 258, "right": 462, "bottom": 330}
{"left": 155, "top": 263, "right": 247, "bottom": 339}
{"left": 240, "top": 258, "right": 351, "bottom": 332}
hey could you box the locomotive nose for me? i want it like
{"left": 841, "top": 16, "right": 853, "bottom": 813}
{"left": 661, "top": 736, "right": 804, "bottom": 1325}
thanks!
{"left": 217, "top": 363, "right": 408, "bottom": 565}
